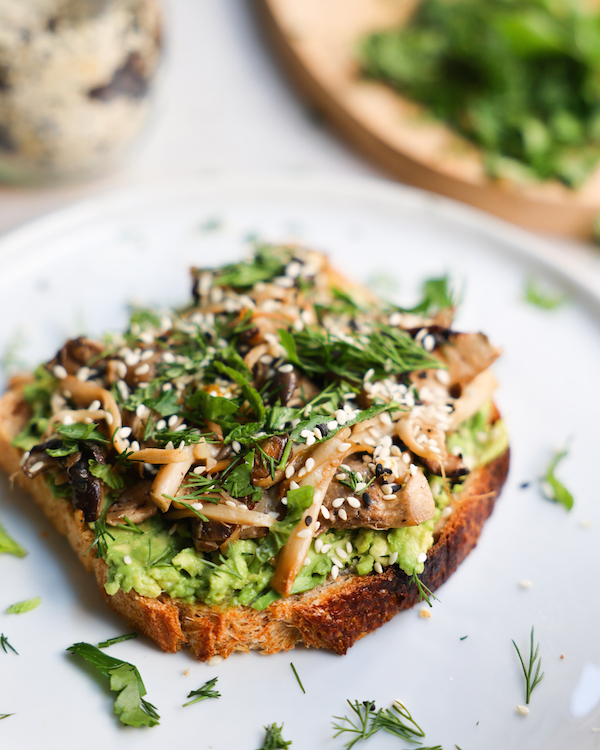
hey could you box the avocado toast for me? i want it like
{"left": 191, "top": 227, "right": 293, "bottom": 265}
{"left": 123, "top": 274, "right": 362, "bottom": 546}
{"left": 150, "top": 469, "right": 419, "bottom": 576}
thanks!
{"left": 0, "top": 244, "right": 508, "bottom": 660}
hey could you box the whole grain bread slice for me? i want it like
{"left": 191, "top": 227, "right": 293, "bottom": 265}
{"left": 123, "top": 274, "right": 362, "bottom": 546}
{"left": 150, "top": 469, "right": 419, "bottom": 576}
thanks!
{"left": 0, "top": 385, "right": 509, "bottom": 661}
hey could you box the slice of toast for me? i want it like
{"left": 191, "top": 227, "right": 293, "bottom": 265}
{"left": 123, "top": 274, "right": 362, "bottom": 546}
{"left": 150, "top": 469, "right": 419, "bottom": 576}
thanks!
{"left": 0, "top": 384, "right": 508, "bottom": 661}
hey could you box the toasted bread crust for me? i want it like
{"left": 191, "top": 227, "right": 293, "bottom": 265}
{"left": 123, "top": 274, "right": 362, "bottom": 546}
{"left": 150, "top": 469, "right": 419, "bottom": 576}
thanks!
{"left": 0, "top": 386, "right": 508, "bottom": 660}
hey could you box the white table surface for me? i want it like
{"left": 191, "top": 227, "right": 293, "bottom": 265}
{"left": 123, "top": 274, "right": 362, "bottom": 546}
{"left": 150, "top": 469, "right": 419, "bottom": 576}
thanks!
{"left": 0, "top": 0, "right": 599, "bottom": 284}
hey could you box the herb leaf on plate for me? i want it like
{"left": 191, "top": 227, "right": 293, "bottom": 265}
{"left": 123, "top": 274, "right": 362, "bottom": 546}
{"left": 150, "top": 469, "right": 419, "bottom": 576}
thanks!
{"left": 183, "top": 676, "right": 221, "bottom": 707}
{"left": 0, "top": 519, "right": 27, "bottom": 557}
{"left": 256, "top": 723, "right": 292, "bottom": 750}
{"left": 541, "top": 448, "right": 573, "bottom": 510}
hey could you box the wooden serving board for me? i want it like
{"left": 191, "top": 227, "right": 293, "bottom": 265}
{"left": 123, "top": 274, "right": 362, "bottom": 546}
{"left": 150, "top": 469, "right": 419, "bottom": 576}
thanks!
{"left": 259, "top": 0, "right": 600, "bottom": 238}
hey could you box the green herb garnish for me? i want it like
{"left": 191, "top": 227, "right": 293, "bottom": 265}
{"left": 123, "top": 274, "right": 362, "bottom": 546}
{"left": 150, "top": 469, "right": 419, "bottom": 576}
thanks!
{"left": 183, "top": 676, "right": 221, "bottom": 707}
{"left": 46, "top": 422, "right": 108, "bottom": 458}
{"left": 360, "top": 0, "right": 600, "bottom": 188}
{"left": 290, "top": 662, "right": 306, "bottom": 694}
{"left": 0, "top": 634, "right": 18, "bottom": 655}
{"left": 6, "top": 597, "right": 41, "bottom": 615}
{"left": 256, "top": 723, "right": 292, "bottom": 750}
{"left": 0, "top": 714, "right": 14, "bottom": 720}
{"left": 524, "top": 278, "right": 566, "bottom": 310}
{"left": 512, "top": 627, "right": 545, "bottom": 704}
{"left": 97, "top": 633, "right": 138, "bottom": 649}
{"left": 541, "top": 447, "right": 573, "bottom": 510}
{"left": 88, "top": 460, "right": 124, "bottom": 490}
{"left": 333, "top": 699, "right": 436, "bottom": 749}
{"left": 0, "top": 519, "right": 27, "bottom": 557}
{"left": 67, "top": 642, "right": 160, "bottom": 727}
{"left": 411, "top": 571, "right": 439, "bottom": 607}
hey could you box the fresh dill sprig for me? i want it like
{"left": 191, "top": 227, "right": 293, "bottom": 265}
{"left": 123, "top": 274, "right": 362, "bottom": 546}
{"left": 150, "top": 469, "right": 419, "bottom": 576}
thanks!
{"left": 0, "top": 634, "right": 18, "bottom": 655}
{"left": 183, "top": 676, "right": 221, "bottom": 707}
{"left": 98, "top": 633, "right": 138, "bottom": 649}
{"left": 513, "top": 627, "right": 545, "bottom": 704}
{"left": 112, "top": 516, "right": 145, "bottom": 535}
{"left": 333, "top": 699, "right": 439, "bottom": 749}
{"left": 0, "top": 714, "right": 14, "bottom": 720}
{"left": 524, "top": 278, "right": 566, "bottom": 311}
{"left": 332, "top": 700, "right": 378, "bottom": 749}
{"left": 290, "top": 662, "right": 306, "bottom": 694}
{"left": 257, "top": 722, "right": 292, "bottom": 749}
{"left": 411, "top": 571, "right": 439, "bottom": 608}
{"left": 336, "top": 466, "right": 376, "bottom": 494}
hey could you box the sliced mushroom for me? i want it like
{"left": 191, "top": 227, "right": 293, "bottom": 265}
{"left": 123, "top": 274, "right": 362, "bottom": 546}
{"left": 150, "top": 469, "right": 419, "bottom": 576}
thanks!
{"left": 50, "top": 336, "right": 104, "bottom": 376}
{"left": 275, "top": 368, "right": 297, "bottom": 406}
{"left": 320, "top": 459, "right": 435, "bottom": 531}
{"left": 190, "top": 518, "right": 236, "bottom": 552}
{"left": 106, "top": 480, "right": 158, "bottom": 526}
{"left": 421, "top": 454, "right": 469, "bottom": 479}
{"left": 251, "top": 435, "right": 288, "bottom": 488}
{"left": 64, "top": 442, "right": 106, "bottom": 522}
{"left": 439, "top": 332, "right": 500, "bottom": 389}
{"left": 21, "top": 438, "right": 63, "bottom": 478}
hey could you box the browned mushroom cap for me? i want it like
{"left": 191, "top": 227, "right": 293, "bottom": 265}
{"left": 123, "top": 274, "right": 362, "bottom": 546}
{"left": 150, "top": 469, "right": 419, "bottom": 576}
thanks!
{"left": 190, "top": 518, "right": 236, "bottom": 552}
{"left": 64, "top": 442, "right": 106, "bottom": 522}
{"left": 50, "top": 336, "right": 105, "bottom": 376}
{"left": 106, "top": 480, "right": 158, "bottom": 527}
{"left": 421, "top": 453, "right": 469, "bottom": 479}
{"left": 21, "top": 438, "right": 63, "bottom": 478}
{"left": 275, "top": 367, "right": 297, "bottom": 406}
{"left": 439, "top": 332, "right": 500, "bottom": 391}
{"left": 320, "top": 458, "right": 435, "bottom": 531}
{"left": 251, "top": 435, "right": 288, "bottom": 488}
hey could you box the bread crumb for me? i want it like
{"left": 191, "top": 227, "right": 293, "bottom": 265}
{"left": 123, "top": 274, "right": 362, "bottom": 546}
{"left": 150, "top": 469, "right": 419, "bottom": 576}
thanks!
{"left": 207, "top": 655, "right": 223, "bottom": 666}
{"left": 592, "top": 728, "right": 600, "bottom": 733}
{"left": 518, "top": 579, "right": 533, "bottom": 589}
{"left": 183, "top": 668, "right": 190, "bottom": 676}
{"left": 560, "top": 655, "right": 564, "bottom": 660}
{"left": 579, "top": 520, "right": 593, "bottom": 529}
{"left": 419, "top": 608, "right": 432, "bottom": 619}
{"left": 516, "top": 705, "right": 530, "bottom": 716}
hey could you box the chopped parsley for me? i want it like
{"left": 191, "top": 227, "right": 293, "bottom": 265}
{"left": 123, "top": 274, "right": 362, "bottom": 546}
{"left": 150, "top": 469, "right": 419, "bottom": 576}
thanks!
{"left": 0, "top": 519, "right": 26, "bottom": 558}
{"left": 183, "top": 676, "right": 221, "bottom": 707}
{"left": 524, "top": 278, "right": 566, "bottom": 310}
{"left": 0, "top": 634, "right": 17, "bottom": 655}
{"left": 67, "top": 642, "right": 160, "bottom": 727}
{"left": 541, "top": 447, "right": 573, "bottom": 511}
{"left": 6, "top": 597, "right": 41, "bottom": 615}
{"left": 256, "top": 723, "right": 292, "bottom": 750}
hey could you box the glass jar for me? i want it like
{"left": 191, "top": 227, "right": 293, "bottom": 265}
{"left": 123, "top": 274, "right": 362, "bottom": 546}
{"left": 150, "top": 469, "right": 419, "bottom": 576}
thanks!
{"left": 0, "top": 0, "right": 162, "bottom": 184}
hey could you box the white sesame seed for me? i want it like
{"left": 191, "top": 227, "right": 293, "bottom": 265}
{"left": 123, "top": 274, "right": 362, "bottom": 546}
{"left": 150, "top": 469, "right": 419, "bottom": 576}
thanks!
{"left": 208, "top": 655, "right": 223, "bottom": 666}
{"left": 274, "top": 276, "right": 294, "bottom": 288}
{"left": 225, "top": 500, "right": 237, "bottom": 508}
{"left": 302, "top": 556, "right": 312, "bottom": 567}
{"left": 516, "top": 705, "right": 530, "bottom": 716}
{"left": 281, "top": 497, "right": 288, "bottom": 506}
{"left": 331, "top": 565, "right": 339, "bottom": 580}
{"left": 415, "top": 328, "right": 427, "bottom": 343}
{"left": 335, "top": 548, "right": 348, "bottom": 560}
{"left": 163, "top": 352, "right": 176, "bottom": 364}
{"left": 436, "top": 369, "right": 451, "bottom": 385}
{"left": 156, "top": 419, "right": 166, "bottom": 431}
{"left": 296, "top": 528, "right": 312, "bottom": 539}
{"left": 141, "top": 349, "right": 154, "bottom": 361}
{"left": 379, "top": 411, "right": 392, "bottom": 425}
{"left": 354, "top": 482, "right": 367, "bottom": 493}
{"left": 338, "top": 442, "right": 352, "bottom": 452}
{"left": 389, "top": 552, "right": 398, "bottom": 565}
{"left": 422, "top": 334, "right": 436, "bottom": 352}
{"left": 192, "top": 502, "right": 204, "bottom": 510}
{"left": 168, "top": 524, "right": 178, "bottom": 536}
{"left": 165, "top": 441, "right": 175, "bottom": 450}
{"left": 519, "top": 580, "right": 533, "bottom": 589}
{"left": 313, "top": 427, "right": 322, "bottom": 440}
{"left": 364, "top": 368, "right": 375, "bottom": 382}
{"left": 297, "top": 467, "right": 307, "bottom": 478}
{"left": 338, "top": 508, "right": 348, "bottom": 521}
{"left": 62, "top": 414, "right": 75, "bottom": 426}
{"left": 232, "top": 440, "right": 242, "bottom": 454}
{"left": 320, "top": 505, "right": 330, "bottom": 520}
{"left": 331, "top": 556, "right": 343, "bottom": 568}
{"left": 417, "top": 552, "right": 427, "bottom": 564}
{"left": 20, "top": 451, "right": 31, "bottom": 466}
{"left": 278, "top": 363, "right": 294, "bottom": 373}
{"left": 76, "top": 366, "right": 90, "bottom": 382}
{"left": 305, "top": 434, "right": 316, "bottom": 447}
{"left": 116, "top": 380, "right": 130, "bottom": 401}
{"left": 305, "top": 457, "right": 315, "bottom": 471}
{"left": 300, "top": 430, "right": 312, "bottom": 439}
{"left": 167, "top": 415, "right": 178, "bottom": 428}
{"left": 409, "top": 464, "right": 418, "bottom": 476}
{"left": 29, "top": 460, "right": 45, "bottom": 474}
{"left": 320, "top": 544, "right": 331, "bottom": 554}
{"left": 193, "top": 466, "right": 206, "bottom": 475}
{"left": 381, "top": 484, "right": 393, "bottom": 496}
{"left": 327, "top": 421, "right": 338, "bottom": 431}
{"left": 130, "top": 441, "right": 140, "bottom": 452}
{"left": 332, "top": 497, "right": 345, "bottom": 508}
{"left": 347, "top": 497, "right": 361, "bottom": 508}
{"left": 335, "top": 411, "right": 347, "bottom": 425}
{"left": 118, "top": 426, "right": 132, "bottom": 439}
{"left": 290, "top": 480, "right": 300, "bottom": 490}
{"left": 53, "top": 364, "right": 68, "bottom": 379}
{"left": 285, "top": 261, "right": 302, "bottom": 278}
{"left": 374, "top": 562, "right": 383, "bottom": 574}
{"left": 178, "top": 441, "right": 185, "bottom": 450}
{"left": 123, "top": 555, "right": 132, "bottom": 565}
{"left": 136, "top": 404, "right": 148, "bottom": 418}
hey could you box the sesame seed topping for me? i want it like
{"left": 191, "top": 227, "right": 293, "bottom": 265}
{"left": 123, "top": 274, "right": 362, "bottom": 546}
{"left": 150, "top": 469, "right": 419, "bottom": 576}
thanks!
{"left": 193, "top": 466, "right": 206, "bottom": 475}
{"left": 389, "top": 552, "right": 398, "bottom": 565}
{"left": 53, "top": 364, "right": 68, "bottom": 379}
{"left": 123, "top": 555, "right": 132, "bottom": 565}
{"left": 381, "top": 484, "right": 393, "bottom": 496}
{"left": 335, "top": 547, "right": 348, "bottom": 560}
{"left": 315, "top": 538, "right": 323, "bottom": 553}
{"left": 417, "top": 552, "right": 427, "bottom": 564}
{"left": 516, "top": 705, "right": 530, "bottom": 716}
{"left": 374, "top": 562, "right": 383, "bottom": 574}
{"left": 409, "top": 464, "right": 418, "bottom": 476}
{"left": 332, "top": 497, "right": 345, "bottom": 508}
{"left": 135, "top": 363, "right": 151, "bottom": 376}
{"left": 320, "top": 505, "right": 330, "bottom": 519}
{"left": 130, "top": 441, "right": 140, "bottom": 452}
{"left": 327, "top": 420, "right": 338, "bottom": 431}
{"left": 168, "top": 415, "right": 178, "bottom": 428}
{"left": 331, "top": 565, "right": 339, "bottom": 580}
{"left": 422, "top": 334, "right": 436, "bottom": 352}
{"left": 518, "top": 580, "right": 533, "bottom": 589}
{"left": 331, "top": 556, "right": 343, "bottom": 568}
{"left": 232, "top": 441, "right": 242, "bottom": 454}
{"left": 165, "top": 441, "right": 175, "bottom": 450}
{"left": 285, "top": 464, "right": 295, "bottom": 479}
{"left": 289, "top": 480, "right": 300, "bottom": 490}
{"left": 300, "top": 430, "right": 312, "bottom": 439}
{"left": 305, "top": 457, "right": 315, "bottom": 471}
{"left": 76, "top": 366, "right": 90, "bottom": 382}
{"left": 278, "top": 363, "right": 294, "bottom": 373}
{"left": 62, "top": 415, "right": 75, "bottom": 426}
{"left": 207, "top": 655, "right": 223, "bottom": 666}
{"left": 362, "top": 492, "right": 372, "bottom": 507}
{"left": 225, "top": 500, "right": 237, "bottom": 508}
{"left": 305, "top": 434, "right": 316, "bottom": 447}
{"left": 305, "top": 516, "right": 312, "bottom": 526}
{"left": 29, "top": 461, "right": 45, "bottom": 474}
{"left": 338, "top": 442, "right": 352, "bottom": 452}
{"left": 118, "top": 426, "right": 132, "bottom": 439}
{"left": 347, "top": 497, "right": 361, "bottom": 508}
{"left": 156, "top": 419, "right": 166, "bottom": 431}
{"left": 296, "top": 528, "right": 312, "bottom": 539}
{"left": 436, "top": 369, "right": 451, "bottom": 385}
{"left": 338, "top": 508, "right": 348, "bottom": 521}
{"left": 136, "top": 404, "right": 148, "bottom": 418}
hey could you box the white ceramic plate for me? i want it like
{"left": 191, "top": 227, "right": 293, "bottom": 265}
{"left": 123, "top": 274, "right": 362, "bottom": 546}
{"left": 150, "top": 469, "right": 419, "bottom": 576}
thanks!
{"left": 1, "top": 175, "right": 599, "bottom": 750}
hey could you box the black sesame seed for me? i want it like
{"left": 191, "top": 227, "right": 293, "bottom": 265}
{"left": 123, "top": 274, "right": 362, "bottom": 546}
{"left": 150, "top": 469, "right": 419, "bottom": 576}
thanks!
{"left": 362, "top": 492, "right": 372, "bottom": 507}
{"left": 305, "top": 516, "right": 312, "bottom": 526}
{"left": 519, "top": 482, "right": 530, "bottom": 489}
{"left": 390, "top": 484, "right": 402, "bottom": 492}
{"left": 375, "top": 463, "right": 384, "bottom": 477}
{"left": 317, "top": 422, "right": 329, "bottom": 437}
{"left": 418, "top": 371, "right": 427, "bottom": 379}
